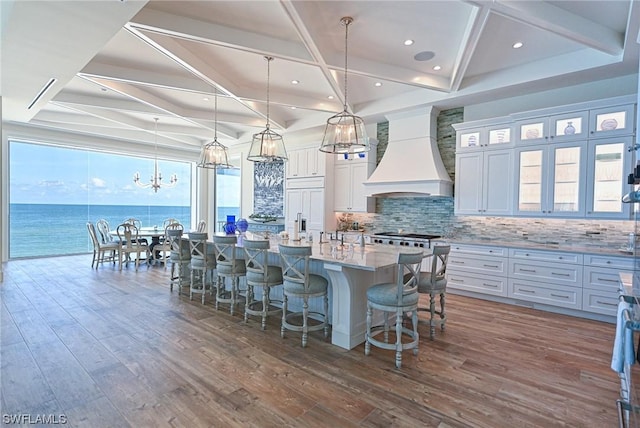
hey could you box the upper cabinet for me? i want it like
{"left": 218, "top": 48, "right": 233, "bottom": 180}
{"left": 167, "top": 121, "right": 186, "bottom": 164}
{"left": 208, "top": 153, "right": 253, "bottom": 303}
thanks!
{"left": 456, "top": 121, "right": 514, "bottom": 152}
{"left": 589, "top": 104, "right": 636, "bottom": 139}
{"left": 516, "top": 110, "right": 589, "bottom": 144}
{"left": 333, "top": 146, "right": 377, "bottom": 213}
{"left": 286, "top": 147, "right": 327, "bottom": 178}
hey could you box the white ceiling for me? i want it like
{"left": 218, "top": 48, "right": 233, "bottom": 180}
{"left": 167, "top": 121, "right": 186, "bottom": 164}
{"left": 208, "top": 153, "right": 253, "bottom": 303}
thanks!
{"left": 2, "top": 0, "right": 639, "bottom": 154}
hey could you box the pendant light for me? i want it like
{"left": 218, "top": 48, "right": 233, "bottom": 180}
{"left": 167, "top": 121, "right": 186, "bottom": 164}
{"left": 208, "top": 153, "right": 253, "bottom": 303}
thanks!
{"left": 133, "top": 118, "right": 178, "bottom": 192}
{"left": 198, "top": 87, "right": 232, "bottom": 169}
{"left": 319, "top": 16, "right": 369, "bottom": 154}
{"left": 247, "top": 56, "right": 288, "bottom": 162}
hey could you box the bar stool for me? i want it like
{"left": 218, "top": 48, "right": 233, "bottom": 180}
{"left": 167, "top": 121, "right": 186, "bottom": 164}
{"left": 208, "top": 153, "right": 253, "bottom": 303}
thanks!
{"left": 188, "top": 232, "right": 216, "bottom": 304}
{"left": 415, "top": 245, "right": 450, "bottom": 340}
{"left": 365, "top": 251, "right": 423, "bottom": 368}
{"left": 243, "top": 238, "right": 283, "bottom": 329}
{"left": 278, "top": 244, "right": 329, "bottom": 347}
{"left": 167, "top": 226, "right": 190, "bottom": 295}
{"left": 213, "top": 235, "right": 246, "bottom": 315}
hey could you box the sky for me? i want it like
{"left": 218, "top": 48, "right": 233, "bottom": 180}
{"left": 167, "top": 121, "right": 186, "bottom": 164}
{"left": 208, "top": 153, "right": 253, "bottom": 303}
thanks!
{"left": 9, "top": 141, "right": 240, "bottom": 207}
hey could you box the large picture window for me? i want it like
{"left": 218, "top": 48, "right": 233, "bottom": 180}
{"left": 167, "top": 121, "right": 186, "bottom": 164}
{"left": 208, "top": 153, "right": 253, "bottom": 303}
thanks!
{"left": 9, "top": 141, "right": 193, "bottom": 258}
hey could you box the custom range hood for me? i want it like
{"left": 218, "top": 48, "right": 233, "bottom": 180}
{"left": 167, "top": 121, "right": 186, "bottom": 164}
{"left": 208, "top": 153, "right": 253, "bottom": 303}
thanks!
{"left": 363, "top": 106, "right": 453, "bottom": 197}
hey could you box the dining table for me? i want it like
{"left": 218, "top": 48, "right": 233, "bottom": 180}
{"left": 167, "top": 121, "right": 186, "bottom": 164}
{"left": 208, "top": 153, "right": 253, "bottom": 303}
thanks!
{"left": 232, "top": 231, "right": 434, "bottom": 350}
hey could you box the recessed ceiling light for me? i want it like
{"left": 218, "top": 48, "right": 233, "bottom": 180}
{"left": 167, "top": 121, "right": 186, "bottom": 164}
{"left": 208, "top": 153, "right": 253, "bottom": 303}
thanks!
{"left": 404, "top": 39, "right": 414, "bottom": 46}
{"left": 374, "top": 82, "right": 382, "bottom": 87}
{"left": 291, "top": 80, "right": 299, "bottom": 85}
{"left": 290, "top": 106, "right": 296, "bottom": 110}
{"left": 100, "top": 87, "right": 107, "bottom": 92}
{"left": 327, "top": 95, "right": 334, "bottom": 100}
{"left": 512, "top": 42, "right": 523, "bottom": 49}
{"left": 414, "top": 51, "right": 435, "bottom": 61}
{"left": 433, "top": 65, "right": 441, "bottom": 71}
{"left": 203, "top": 97, "right": 209, "bottom": 101}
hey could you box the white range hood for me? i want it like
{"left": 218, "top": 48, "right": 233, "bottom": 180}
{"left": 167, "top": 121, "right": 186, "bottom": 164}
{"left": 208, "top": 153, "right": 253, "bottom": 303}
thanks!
{"left": 363, "top": 106, "right": 453, "bottom": 197}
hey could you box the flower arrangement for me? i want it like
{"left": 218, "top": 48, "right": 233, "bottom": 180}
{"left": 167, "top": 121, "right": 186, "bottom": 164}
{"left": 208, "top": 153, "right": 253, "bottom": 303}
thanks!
{"left": 249, "top": 213, "right": 278, "bottom": 223}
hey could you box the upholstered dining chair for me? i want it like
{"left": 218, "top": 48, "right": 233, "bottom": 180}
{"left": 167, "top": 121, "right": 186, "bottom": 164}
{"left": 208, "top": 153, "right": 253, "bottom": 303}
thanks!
{"left": 87, "top": 222, "right": 119, "bottom": 268}
{"left": 167, "top": 226, "right": 191, "bottom": 295}
{"left": 278, "top": 244, "right": 329, "bottom": 347}
{"left": 188, "top": 232, "right": 216, "bottom": 304}
{"left": 96, "top": 219, "right": 115, "bottom": 244}
{"left": 163, "top": 218, "right": 179, "bottom": 229}
{"left": 122, "top": 217, "right": 148, "bottom": 246}
{"left": 365, "top": 250, "right": 423, "bottom": 368}
{"left": 243, "top": 238, "right": 283, "bottom": 329}
{"left": 414, "top": 245, "right": 451, "bottom": 340}
{"left": 213, "top": 235, "right": 246, "bottom": 315}
{"left": 116, "top": 223, "right": 150, "bottom": 271}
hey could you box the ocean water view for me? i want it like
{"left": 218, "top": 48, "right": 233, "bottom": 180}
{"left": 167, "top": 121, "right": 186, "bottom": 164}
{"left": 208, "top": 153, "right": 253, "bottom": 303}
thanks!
{"left": 9, "top": 204, "right": 237, "bottom": 259}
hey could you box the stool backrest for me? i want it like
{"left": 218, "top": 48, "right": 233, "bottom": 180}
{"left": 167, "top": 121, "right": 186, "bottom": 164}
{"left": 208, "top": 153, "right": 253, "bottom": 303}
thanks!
{"left": 213, "top": 235, "right": 239, "bottom": 269}
{"left": 189, "top": 232, "right": 215, "bottom": 267}
{"left": 279, "top": 244, "right": 312, "bottom": 290}
{"left": 396, "top": 251, "right": 424, "bottom": 300}
{"left": 425, "top": 245, "right": 450, "bottom": 285}
{"left": 167, "top": 226, "right": 189, "bottom": 259}
{"left": 243, "top": 239, "right": 270, "bottom": 281}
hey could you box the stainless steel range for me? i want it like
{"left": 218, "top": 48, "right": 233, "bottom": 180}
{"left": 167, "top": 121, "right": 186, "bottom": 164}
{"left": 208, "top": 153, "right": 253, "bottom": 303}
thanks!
{"left": 371, "top": 232, "right": 441, "bottom": 248}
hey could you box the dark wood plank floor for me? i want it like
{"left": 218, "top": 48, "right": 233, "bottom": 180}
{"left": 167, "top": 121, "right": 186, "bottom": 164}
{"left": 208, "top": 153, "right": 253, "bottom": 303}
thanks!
{"left": 0, "top": 255, "right": 626, "bottom": 427}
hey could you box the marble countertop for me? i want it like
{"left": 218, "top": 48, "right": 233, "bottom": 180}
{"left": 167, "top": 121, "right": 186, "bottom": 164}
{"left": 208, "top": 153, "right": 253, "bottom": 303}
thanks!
{"left": 439, "top": 237, "right": 635, "bottom": 258}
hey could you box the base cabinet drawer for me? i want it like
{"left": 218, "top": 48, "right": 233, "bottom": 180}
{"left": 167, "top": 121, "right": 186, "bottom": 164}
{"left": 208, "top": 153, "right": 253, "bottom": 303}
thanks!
{"left": 509, "top": 259, "right": 582, "bottom": 287}
{"left": 583, "top": 267, "right": 631, "bottom": 292}
{"left": 450, "top": 244, "right": 507, "bottom": 257}
{"left": 582, "top": 289, "right": 619, "bottom": 316}
{"left": 448, "top": 254, "right": 507, "bottom": 276}
{"left": 447, "top": 271, "right": 508, "bottom": 297}
{"left": 508, "top": 278, "right": 582, "bottom": 310}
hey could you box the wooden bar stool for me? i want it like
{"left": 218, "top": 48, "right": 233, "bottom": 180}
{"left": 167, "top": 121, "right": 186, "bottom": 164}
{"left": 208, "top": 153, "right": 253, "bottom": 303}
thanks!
{"left": 213, "top": 235, "right": 246, "bottom": 315}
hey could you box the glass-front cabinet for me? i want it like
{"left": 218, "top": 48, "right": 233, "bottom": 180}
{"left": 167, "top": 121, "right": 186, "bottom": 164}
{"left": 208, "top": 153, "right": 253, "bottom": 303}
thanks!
{"left": 589, "top": 104, "right": 636, "bottom": 138}
{"left": 516, "top": 110, "right": 589, "bottom": 144}
{"left": 585, "top": 136, "right": 633, "bottom": 218}
{"left": 515, "top": 143, "right": 586, "bottom": 217}
{"left": 456, "top": 121, "right": 514, "bottom": 151}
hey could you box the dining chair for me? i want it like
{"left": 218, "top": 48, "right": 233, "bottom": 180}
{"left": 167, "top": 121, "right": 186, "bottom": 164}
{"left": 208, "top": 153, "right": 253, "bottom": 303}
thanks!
{"left": 167, "top": 225, "right": 190, "bottom": 295}
{"left": 154, "top": 222, "right": 181, "bottom": 269}
{"left": 96, "top": 219, "right": 115, "bottom": 244}
{"left": 243, "top": 238, "right": 283, "bottom": 330}
{"left": 162, "top": 218, "right": 179, "bottom": 229}
{"left": 278, "top": 244, "right": 329, "bottom": 347}
{"left": 213, "top": 235, "right": 246, "bottom": 315}
{"left": 196, "top": 220, "right": 207, "bottom": 233}
{"left": 365, "top": 250, "right": 423, "bottom": 368}
{"left": 116, "top": 223, "right": 150, "bottom": 271}
{"left": 415, "top": 245, "right": 451, "bottom": 340}
{"left": 188, "top": 232, "right": 216, "bottom": 304}
{"left": 86, "top": 222, "right": 119, "bottom": 268}
{"left": 122, "top": 217, "right": 148, "bottom": 245}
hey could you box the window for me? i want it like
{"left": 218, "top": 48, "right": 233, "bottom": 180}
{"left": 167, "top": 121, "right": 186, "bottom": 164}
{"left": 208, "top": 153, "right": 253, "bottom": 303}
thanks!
{"left": 214, "top": 166, "right": 241, "bottom": 232}
{"left": 9, "top": 141, "right": 192, "bottom": 258}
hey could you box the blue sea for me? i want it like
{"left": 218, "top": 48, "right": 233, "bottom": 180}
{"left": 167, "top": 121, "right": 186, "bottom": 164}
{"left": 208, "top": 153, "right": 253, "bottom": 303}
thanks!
{"left": 9, "top": 204, "right": 238, "bottom": 259}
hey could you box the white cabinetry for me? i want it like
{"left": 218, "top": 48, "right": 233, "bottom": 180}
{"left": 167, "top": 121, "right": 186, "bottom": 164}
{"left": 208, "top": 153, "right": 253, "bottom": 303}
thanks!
{"left": 589, "top": 104, "right": 636, "bottom": 139}
{"left": 582, "top": 254, "right": 634, "bottom": 316}
{"left": 516, "top": 110, "right": 589, "bottom": 144}
{"left": 508, "top": 249, "right": 583, "bottom": 310}
{"left": 446, "top": 244, "right": 508, "bottom": 297}
{"left": 455, "top": 149, "right": 513, "bottom": 215}
{"left": 333, "top": 150, "right": 376, "bottom": 213}
{"left": 285, "top": 182, "right": 327, "bottom": 237}
{"left": 286, "top": 147, "right": 327, "bottom": 178}
{"left": 455, "top": 121, "right": 514, "bottom": 151}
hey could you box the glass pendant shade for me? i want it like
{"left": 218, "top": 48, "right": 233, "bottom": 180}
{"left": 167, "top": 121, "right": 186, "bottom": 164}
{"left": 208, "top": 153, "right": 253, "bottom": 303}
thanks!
{"left": 319, "top": 16, "right": 370, "bottom": 154}
{"left": 247, "top": 124, "right": 288, "bottom": 162}
{"left": 319, "top": 109, "right": 369, "bottom": 154}
{"left": 247, "top": 56, "right": 287, "bottom": 163}
{"left": 198, "top": 138, "right": 232, "bottom": 169}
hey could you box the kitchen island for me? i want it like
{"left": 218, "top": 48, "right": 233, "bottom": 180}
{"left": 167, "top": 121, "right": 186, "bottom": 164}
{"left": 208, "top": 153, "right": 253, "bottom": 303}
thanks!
{"left": 236, "top": 232, "right": 430, "bottom": 350}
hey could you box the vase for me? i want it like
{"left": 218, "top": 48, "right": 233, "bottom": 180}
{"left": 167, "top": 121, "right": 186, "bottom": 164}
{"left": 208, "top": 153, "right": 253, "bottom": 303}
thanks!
{"left": 564, "top": 121, "right": 575, "bottom": 135}
{"left": 224, "top": 222, "right": 237, "bottom": 235}
{"left": 236, "top": 218, "right": 249, "bottom": 233}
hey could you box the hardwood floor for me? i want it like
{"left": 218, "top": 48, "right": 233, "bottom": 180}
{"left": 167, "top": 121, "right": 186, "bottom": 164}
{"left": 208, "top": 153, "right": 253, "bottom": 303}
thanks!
{"left": 0, "top": 255, "right": 625, "bottom": 427}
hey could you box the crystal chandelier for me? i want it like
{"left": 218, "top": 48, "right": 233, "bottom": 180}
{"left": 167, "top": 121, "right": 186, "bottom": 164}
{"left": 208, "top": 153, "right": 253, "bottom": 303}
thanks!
{"left": 319, "top": 17, "right": 369, "bottom": 154}
{"left": 133, "top": 118, "right": 177, "bottom": 192}
{"left": 198, "top": 88, "right": 233, "bottom": 169}
{"left": 247, "top": 56, "right": 288, "bottom": 162}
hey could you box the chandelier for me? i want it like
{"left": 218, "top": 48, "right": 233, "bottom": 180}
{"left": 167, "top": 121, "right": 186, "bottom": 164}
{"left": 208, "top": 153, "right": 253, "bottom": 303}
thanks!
{"left": 133, "top": 118, "right": 177, "bottom": 192}
{"left": 319, "top": 16, "right": 369, "bottom": 154}
{"left": 247, "top": 56, "right": 288, "bottom": 162}
{"left": 198, "top": 88, "right": 233, "bottom": 169}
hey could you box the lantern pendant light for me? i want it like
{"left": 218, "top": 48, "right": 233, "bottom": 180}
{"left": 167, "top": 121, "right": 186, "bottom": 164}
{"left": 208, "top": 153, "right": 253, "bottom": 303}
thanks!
{"left": 198, "top": 88, "right": 233, "bottom": 169}
{"left": 319, "top": 16, "right": 369, "bottom": 154}
{"left": 247, "top": 56, "right": 288, "bottom": 162}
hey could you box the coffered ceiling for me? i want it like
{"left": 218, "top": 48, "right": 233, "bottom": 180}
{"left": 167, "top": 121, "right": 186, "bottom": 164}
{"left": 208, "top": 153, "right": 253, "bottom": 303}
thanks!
{"left": 2, "top": 0, "right": 639, "bottom": 154}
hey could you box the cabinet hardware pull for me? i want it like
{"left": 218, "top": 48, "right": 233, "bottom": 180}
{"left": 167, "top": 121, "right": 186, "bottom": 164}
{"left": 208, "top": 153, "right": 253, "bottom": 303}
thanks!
{"left": 519, "top": 289, "right": 535, "bottom": 293}
{"left": 451, "top": 277, "right": 464, "bottom": 282}
{"left": 520, "top": 268, "right": 536, "bottom": 272}
{"left": 451, "top": 260, "right": 464, "bottom": 264}
{"left": 606, "top": 261, "right": 611, "bottom": 264}
{"left": 483, "top": 264, "right": 499, "bottom": 268}
{"left": 596, "top": 277, "right": 619, "bottom": 283}
{"left": 551, "top": 272, "right": 570, "bottom": 277}
{"left": 483, "top": 283, "right": 498, "bottom": 288}
{"left": 550, "top": 293, "right": 568, "bottom": 299}
{"left": 596, "top": 301, "right": 617, "bottom": 307}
